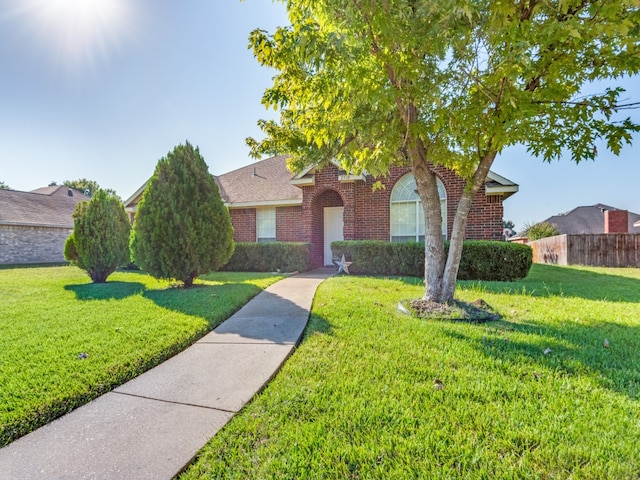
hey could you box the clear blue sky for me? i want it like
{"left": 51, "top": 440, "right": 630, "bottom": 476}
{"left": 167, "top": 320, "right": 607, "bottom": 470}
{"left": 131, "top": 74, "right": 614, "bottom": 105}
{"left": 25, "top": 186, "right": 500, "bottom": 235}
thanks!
{"left": 1, "top": 0, "right": 638, "bottom": 233}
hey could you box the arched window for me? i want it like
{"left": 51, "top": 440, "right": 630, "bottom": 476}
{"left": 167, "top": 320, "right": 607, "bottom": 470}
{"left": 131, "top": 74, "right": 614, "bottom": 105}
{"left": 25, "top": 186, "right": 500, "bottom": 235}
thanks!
{"left": 390, "top": 174, "right": 447, "bottom": 242}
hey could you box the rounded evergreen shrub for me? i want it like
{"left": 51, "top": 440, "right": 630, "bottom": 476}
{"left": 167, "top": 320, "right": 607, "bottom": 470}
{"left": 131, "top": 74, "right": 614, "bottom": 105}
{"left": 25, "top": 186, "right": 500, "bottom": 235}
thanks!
{"left": 130, "top": 141, "right": 234, "bottom": 287}
{"left": 64, "top": 190, "right": 131, "bottom": 283}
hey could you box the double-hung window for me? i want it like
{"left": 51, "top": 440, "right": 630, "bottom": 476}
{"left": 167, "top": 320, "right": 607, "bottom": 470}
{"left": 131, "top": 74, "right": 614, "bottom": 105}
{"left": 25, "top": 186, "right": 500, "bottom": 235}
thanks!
{"left": 256, "top": 207, "right": 276, "bottom": 243}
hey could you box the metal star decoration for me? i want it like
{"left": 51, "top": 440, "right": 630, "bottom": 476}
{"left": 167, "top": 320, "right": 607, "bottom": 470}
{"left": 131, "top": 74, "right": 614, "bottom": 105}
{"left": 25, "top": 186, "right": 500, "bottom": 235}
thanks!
{"left": 336, "top": 254, "right": 352, "bottom": 274}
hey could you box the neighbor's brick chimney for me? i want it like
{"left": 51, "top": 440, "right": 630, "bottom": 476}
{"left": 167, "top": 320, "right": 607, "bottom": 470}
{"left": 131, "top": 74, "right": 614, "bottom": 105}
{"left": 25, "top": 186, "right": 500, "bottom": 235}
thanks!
{"left": 604, "top": 210, "right": 628, "bottom": 233}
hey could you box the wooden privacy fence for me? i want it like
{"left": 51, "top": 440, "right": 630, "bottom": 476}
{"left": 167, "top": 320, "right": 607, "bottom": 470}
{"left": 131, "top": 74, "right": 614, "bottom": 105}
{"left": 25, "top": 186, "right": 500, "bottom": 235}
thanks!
{"left": 530, "top": 234, "right": 640, "bottom": 267}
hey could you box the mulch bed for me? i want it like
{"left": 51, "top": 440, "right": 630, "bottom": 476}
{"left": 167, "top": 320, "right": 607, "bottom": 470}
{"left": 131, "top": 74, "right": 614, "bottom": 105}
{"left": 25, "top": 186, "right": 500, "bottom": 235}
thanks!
{"left": 408, "top": 298, "right": 501, "bottom": 323}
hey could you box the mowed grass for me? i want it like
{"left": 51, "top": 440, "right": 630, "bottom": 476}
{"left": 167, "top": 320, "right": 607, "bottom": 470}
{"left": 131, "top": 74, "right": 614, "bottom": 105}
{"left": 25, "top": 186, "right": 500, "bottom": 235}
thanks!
{"left": 182, "top": 264, "right": 640, "bottom": 479}
{"left": 0, "top": 266, "right": 283, "bottom": 446}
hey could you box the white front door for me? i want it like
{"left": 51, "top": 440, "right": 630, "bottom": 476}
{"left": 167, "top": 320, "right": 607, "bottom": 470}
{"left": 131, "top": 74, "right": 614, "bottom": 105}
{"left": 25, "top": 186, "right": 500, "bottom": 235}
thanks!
{"left": 324, "top": 207, "right": 344, "bottom": 266}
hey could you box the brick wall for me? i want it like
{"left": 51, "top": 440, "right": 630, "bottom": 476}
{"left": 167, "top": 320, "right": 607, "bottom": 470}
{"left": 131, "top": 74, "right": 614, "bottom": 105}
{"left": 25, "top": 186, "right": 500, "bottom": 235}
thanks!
{"left": 309, "top": 163, "right": 505, "bottom": 243}
{"left": 0, "top": 225, "right": 72, "bottom": 264}
{"left": 276, "top": 206, "right": 305, "bottom": 241}
{"left": 229, "top": 208, "right": 256, "bottom": 242}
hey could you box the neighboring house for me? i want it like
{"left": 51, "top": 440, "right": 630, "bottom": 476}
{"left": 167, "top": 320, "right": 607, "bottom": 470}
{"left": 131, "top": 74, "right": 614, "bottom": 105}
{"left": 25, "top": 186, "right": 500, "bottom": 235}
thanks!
{"left": 0, "top": 186, "right": 90, "bottom": 264}
{"left": 125, "top": 156, "right": 518, "bottom": 267}
{"left": 521, "top": 204, "right": 640, "bottom": 267}
{"left": 543, "top": 204, "right": 640, "bottom": 235}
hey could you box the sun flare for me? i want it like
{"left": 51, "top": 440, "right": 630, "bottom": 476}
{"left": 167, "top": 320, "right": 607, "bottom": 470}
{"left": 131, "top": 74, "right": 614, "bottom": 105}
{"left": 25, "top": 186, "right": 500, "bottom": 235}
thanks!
{"left": 22, "top": 0, "right": 132, "bottom": 70}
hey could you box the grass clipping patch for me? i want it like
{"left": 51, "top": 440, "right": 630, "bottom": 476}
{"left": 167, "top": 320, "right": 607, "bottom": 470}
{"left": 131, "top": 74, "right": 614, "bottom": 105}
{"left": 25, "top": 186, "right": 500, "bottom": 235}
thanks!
{"left": 407, "top": 298, "right": 500, "bottom": 323}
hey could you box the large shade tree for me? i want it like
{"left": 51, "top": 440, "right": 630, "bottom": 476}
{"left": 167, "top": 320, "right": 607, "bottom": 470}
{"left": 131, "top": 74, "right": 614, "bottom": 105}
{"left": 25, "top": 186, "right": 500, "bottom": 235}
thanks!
{"left": 247, "top": 0, "right": 639, "bottom": 302}
{"left": 130, "top": 142, "right": 234, "bottom": 287}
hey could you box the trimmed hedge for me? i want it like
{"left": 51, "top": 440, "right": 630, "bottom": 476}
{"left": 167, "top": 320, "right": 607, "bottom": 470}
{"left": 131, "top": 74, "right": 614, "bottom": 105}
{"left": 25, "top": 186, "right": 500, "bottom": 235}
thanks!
{"left": 331, "top": 240, "right": 532, "bottom": 281}
{"left": 222, "top": 242, "right": 312, "bottom": 273}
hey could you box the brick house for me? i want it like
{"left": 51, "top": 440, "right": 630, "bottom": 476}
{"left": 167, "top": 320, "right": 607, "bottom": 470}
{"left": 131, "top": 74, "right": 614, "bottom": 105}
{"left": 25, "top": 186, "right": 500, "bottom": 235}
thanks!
{"left": 0, "top": 185, "right": 90, "bottom": 264}
{"left": 125, "top": 155, "right": 518, "bottom": 267}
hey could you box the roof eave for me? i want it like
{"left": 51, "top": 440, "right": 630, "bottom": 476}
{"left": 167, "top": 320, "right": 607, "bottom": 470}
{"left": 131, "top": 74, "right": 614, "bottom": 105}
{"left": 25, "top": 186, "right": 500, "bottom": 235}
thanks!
{"left": 124, "top": 181, "right": 149, "bottom": 208}
{"left": 486, "top": 184, "right": 519, "bottom": 199}
{"left": 225, "top": 199, "right": 303, "bottom": 208}
{"left": 0, "top": 221, "right": 73, "bottom": 229}
{"left": 291, "top": 175, "right": 315, "bottom": 186}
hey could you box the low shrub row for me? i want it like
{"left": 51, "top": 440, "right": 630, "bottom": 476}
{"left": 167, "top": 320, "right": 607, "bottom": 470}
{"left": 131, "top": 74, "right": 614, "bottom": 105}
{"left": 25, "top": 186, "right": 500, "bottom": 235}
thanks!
{"left": 222, "top": 242, "right": 312, "bottom": 273}
{"left": 331, "top": 240, "right": 532, "bottom": 281}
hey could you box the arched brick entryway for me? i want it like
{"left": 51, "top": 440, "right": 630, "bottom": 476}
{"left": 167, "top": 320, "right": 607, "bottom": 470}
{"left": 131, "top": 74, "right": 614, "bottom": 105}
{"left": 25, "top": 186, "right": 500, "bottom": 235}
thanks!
{"left": 310, "top": 189, "right": 344, "bottom": 267}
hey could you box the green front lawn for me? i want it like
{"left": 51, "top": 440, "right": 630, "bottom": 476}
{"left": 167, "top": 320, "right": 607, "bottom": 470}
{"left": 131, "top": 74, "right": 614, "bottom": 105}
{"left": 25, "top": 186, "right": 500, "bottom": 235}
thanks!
{"left": 181, "top": 264, "right": 640, "bottom": 479}
{"left": 0, "top": 266, "right": 283, "bottom": 447}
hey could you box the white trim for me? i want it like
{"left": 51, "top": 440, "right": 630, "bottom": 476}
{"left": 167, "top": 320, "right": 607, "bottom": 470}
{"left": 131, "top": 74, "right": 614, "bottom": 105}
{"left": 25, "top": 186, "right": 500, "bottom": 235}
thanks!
{"left": 634, "top": 220, "right": 640, "bottom": 228}
{"left": 485, "top": 184, "right": 519, "bottom": 195}
{"left": 225, "top": 199, "right": 302, "bottom": 208}
{"left": 292, "top": 164, "right": 318, "bottom": 180}
{"left": 486, "top": 170, "right": 516, "bottom": 185}
{"left": 485, "top": 170, "right": 519, "bottom": 199}
{"left": 123, "top": 181, "right": 149, "bottom": 208}
{"left": 291, "top": 159, "right": 366, "bottom": 181}
{"left": 291, "top": 175, "right": 315, "bottom": 186}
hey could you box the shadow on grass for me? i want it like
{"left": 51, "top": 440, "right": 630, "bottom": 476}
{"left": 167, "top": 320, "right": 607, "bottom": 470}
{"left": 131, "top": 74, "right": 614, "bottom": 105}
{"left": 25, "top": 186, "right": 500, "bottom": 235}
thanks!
{"left": 445, "top": 317, "right": 640, "bottom": 400}
{"left": 65, "top": 279, "right": 270, "bottom": 331}
{"left": 303, "top": 312, "right": 334, "bottom": 337}
{"left": 464, "top": 264, "right": 640, "bottom": 303}
{"left": 395, "top": 264, "right": 640, "bottom": 303}
{"left": 64, "top": 282, "right": 146, "bottom": 300}
{"left": 143, "top": 283, "right": 263, "bottom": 328}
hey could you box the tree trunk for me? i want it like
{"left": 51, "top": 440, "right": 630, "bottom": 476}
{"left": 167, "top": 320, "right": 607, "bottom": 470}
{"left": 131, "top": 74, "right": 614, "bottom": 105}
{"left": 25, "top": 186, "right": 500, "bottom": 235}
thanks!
{"left": 399, "top": 102, "right": 498, "bottom": 303}
{"left": 183, "top": 272, "right": 197, "bottom": 288}
{"left": 440, "top": 151, "right": 498, "bottom": 302}
{"left": 408, "top": 141, "right": 446, "bottom": 303}
{"left": 90, "top": 270, "right": 109, "bottom": 283}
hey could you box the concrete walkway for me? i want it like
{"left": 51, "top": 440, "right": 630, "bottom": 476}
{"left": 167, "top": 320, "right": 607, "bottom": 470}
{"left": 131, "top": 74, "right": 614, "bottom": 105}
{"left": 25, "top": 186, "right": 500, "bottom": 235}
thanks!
{"left": 0, "top": 270, "right": 331, "bottom": 480}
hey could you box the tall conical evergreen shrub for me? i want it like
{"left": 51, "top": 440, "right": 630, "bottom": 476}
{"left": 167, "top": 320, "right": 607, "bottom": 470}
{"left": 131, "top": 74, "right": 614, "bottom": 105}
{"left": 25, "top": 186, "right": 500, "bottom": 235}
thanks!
{"left": 64, "top": 190, "right": 131, "bottom": 283}
{"left": 130, "top": 142, "right": 234, "bottom": 287}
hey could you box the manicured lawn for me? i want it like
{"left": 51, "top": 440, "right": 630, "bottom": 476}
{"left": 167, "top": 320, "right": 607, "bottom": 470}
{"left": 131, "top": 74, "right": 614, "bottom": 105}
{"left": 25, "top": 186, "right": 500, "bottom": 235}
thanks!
{"left": 0, "top": 266, "right": 283, "bottom": 447}
{"left": 181, "top": 264, "right": 640, "bottom": 479}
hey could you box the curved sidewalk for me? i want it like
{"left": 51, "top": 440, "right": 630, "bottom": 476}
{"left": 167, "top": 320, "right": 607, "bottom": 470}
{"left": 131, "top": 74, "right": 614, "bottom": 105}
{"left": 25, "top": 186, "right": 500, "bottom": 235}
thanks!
{"left": 0, "top": 269, "right": 331, "bottom": 480}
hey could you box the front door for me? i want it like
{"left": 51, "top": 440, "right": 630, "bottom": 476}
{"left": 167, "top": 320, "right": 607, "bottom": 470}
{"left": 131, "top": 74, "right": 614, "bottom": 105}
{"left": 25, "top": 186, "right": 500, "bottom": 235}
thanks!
{"left": 324, "top": 207, "right": 344, "bottom": 266}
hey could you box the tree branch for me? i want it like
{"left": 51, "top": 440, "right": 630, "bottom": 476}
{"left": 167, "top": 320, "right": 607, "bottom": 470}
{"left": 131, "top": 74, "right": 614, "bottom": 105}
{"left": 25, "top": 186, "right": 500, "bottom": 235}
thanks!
{"left": 532, "top": 100, "right": 640, "bottom": 110}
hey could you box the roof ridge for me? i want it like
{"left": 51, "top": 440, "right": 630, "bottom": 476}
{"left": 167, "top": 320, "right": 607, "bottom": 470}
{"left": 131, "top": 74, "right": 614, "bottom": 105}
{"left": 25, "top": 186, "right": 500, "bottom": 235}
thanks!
{"left": 216, "top": 155, "right": 288, "bottom": 179}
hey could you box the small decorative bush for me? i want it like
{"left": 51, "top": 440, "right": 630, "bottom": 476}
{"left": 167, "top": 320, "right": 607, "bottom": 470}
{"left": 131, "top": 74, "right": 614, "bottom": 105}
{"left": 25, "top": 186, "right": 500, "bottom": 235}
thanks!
{"left": 331, "top": 240, "right": 532, "bottom": 281}
{"left": 64, "top": 190, "right": 131, "bottom": 283}
{"left": 222, "top": 242, "right": 311, "bottom": 273}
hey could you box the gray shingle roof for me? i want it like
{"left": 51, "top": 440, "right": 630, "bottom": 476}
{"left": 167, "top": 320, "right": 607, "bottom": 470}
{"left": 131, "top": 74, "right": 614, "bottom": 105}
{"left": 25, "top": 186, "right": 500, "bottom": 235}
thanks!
{"left": 0, "top": 186, "right": 90, "bottom": 228}
{"left": 125, "top": 155, "right": 519, "bottom": 209}
{"left": 544, "top": 204, "right": 640, "bottom": 234}
{"left": 215, "top": 155, "right": 302, "bottom": 206}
